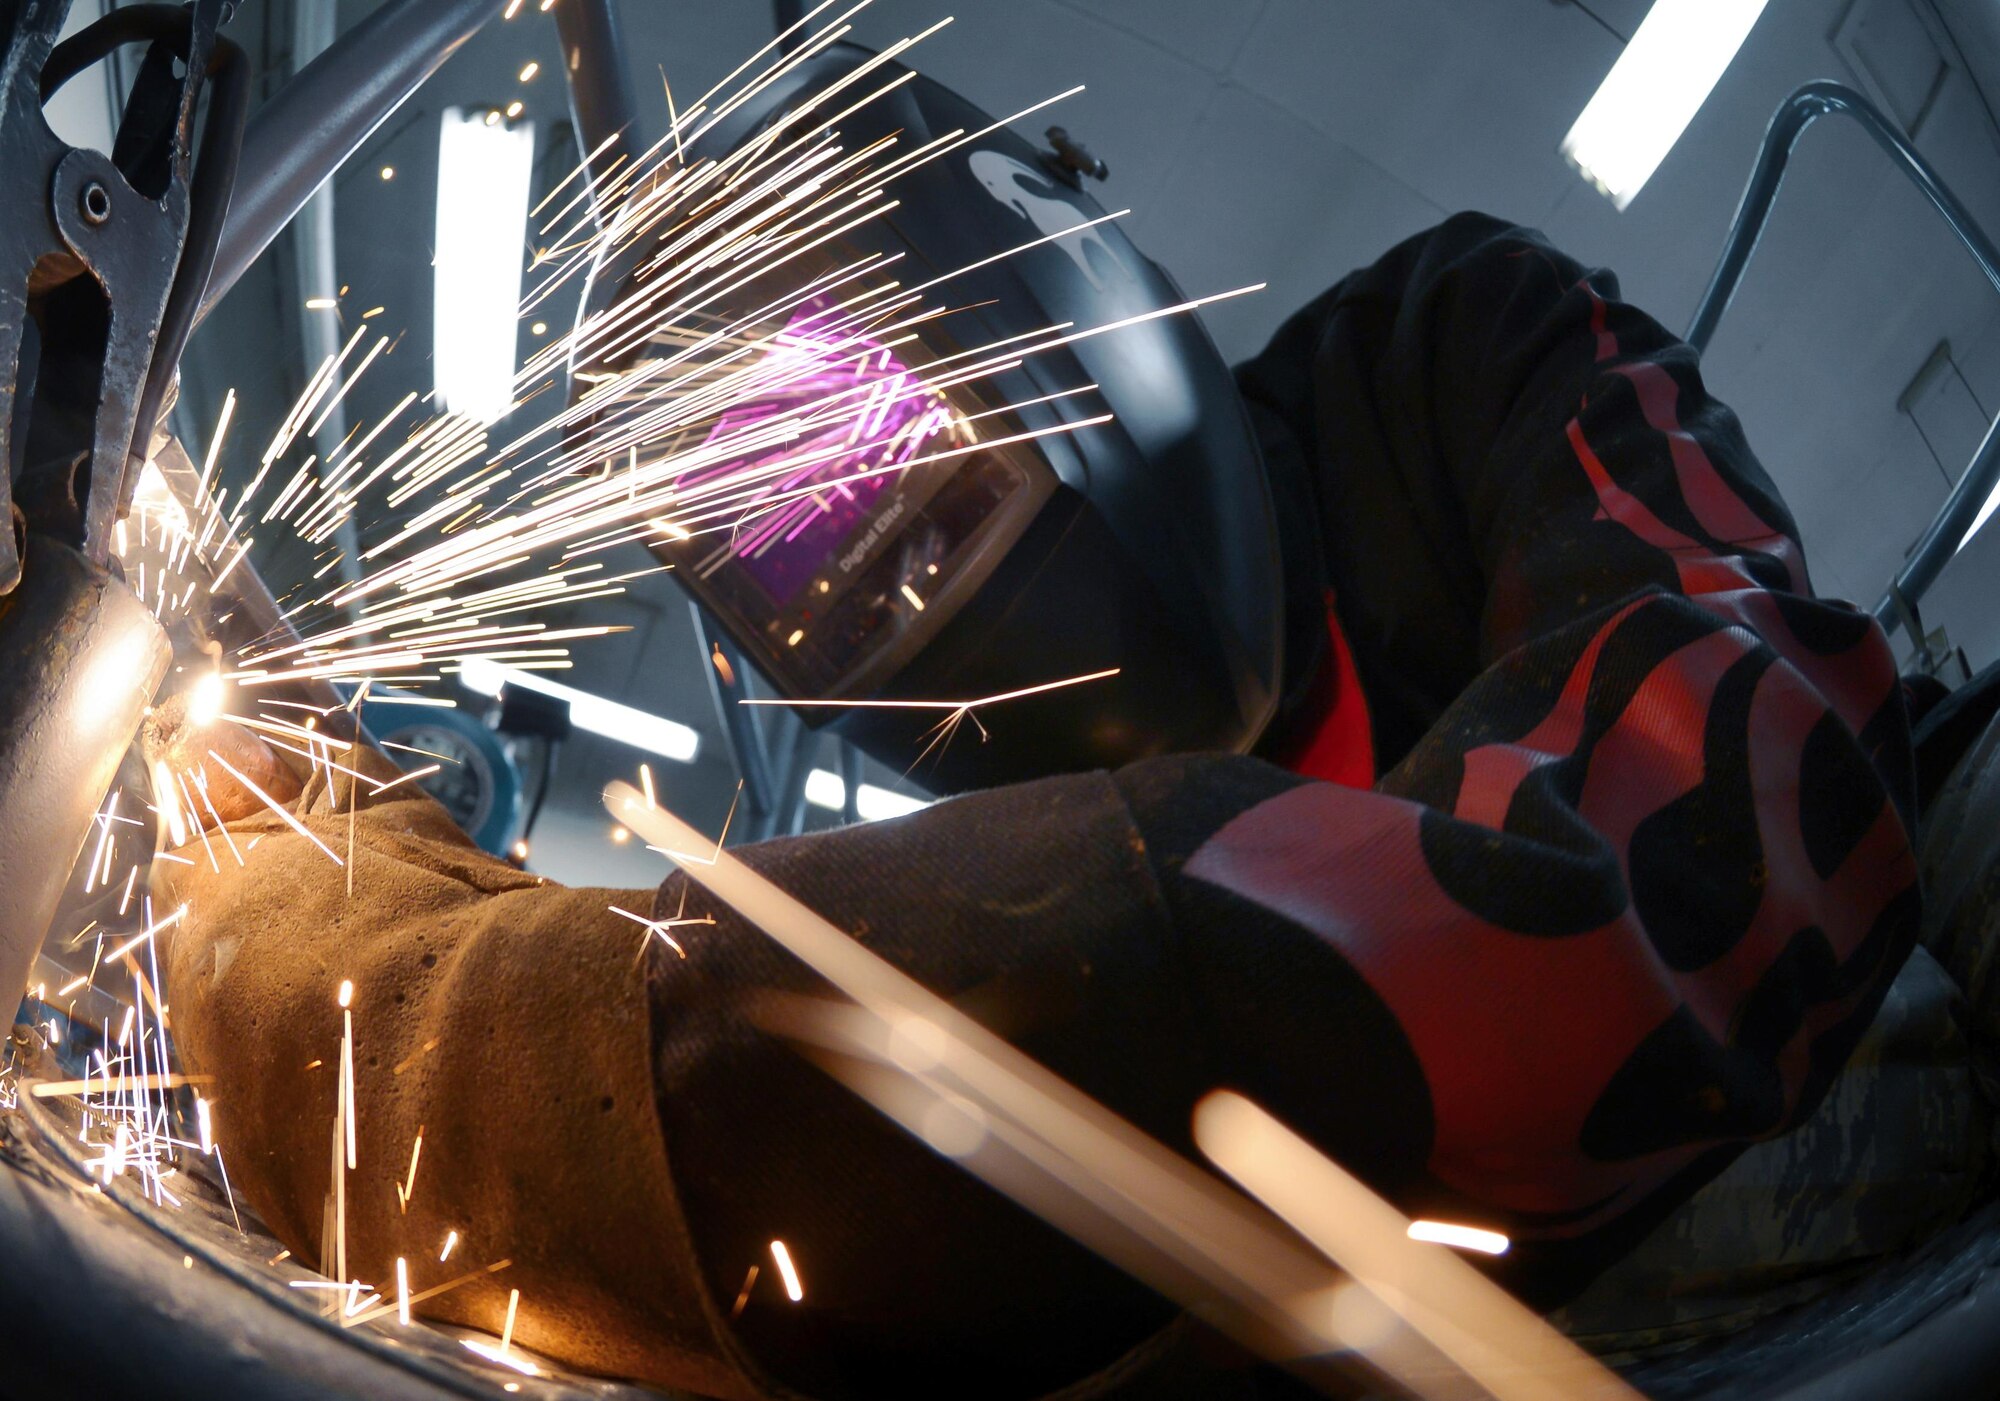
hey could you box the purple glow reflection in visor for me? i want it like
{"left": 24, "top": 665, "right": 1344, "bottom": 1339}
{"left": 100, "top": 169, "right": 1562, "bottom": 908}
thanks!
{"left": 693, "top": 307, "right": 956, "bottom": 607}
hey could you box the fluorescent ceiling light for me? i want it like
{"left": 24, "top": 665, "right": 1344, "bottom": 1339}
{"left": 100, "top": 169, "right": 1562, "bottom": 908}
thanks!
{"left": 434, "top": 108, "right": 536, "bottom": 424}
{"left": 459, "top": 658, "right": 700, "bottom": 763}
{"left": 1561, "top": 0, "right": 1771, "bottom": 210}
{"left": 804, "top": 768, "right": 929, "bottom": 822}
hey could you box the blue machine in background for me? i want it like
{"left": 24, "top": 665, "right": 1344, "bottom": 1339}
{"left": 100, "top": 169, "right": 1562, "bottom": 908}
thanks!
{"left": 360, "top": 694, "right": 524, "bottom": 858}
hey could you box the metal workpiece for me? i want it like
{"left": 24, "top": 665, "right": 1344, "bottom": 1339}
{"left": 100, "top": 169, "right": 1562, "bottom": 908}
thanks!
{"left": 200, "top": 0, "right": 498, "bottom": 323}
{"left": 0, "top": 533, "right": 168, "bottom": 1019}
{"left": 553, "top": 0, "right": 639, "bottom": 228}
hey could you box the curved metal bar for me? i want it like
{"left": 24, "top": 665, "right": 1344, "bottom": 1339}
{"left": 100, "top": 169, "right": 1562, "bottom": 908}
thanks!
{"left": 1685, "top": 80, "right": 2000, "bottom": 635}
{"left": 837, "top": 735, "right": 862, "bottom": 826}
{"left": 688, "top": 600, "right": 778, "bottom": 827}
{"left": 198, "top": 0, "right": 496, "bottom": 324}
{"left": 1883, "top": 414, "right": 2000, "bottom": 629}
{"left": 1688, "top": 81, "right": 2000, "bottom": 351}
{"left": 552, "top": 0, "right": 639, "bottom": 228}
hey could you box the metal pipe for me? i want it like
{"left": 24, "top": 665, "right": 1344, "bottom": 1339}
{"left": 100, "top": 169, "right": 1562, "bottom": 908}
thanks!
{"left": 837, "top": 736, "right": 862, "bottom": 827}
{"left": 689, "top": 601, "right": 778, "bottom": 826}
{"left": 1876, "top": 412, "right": 2000, "bottom": 631}
{"left": 1685, "top": 80, "right": 2000, "bottom": 634}
{"left": 287, "top": 0, "right": 362, "bottom": 599}
{"left": 552, "top": 0, "right": 639, "bottom": 226}
{"left": 199, "top": 0, "right": 497, "bottom": 323}
{"left": 760, "top": 717, "right": 817, "bottom": 841}
{"left": 1688, "top": 81, "right": 2000, "bottom": 352}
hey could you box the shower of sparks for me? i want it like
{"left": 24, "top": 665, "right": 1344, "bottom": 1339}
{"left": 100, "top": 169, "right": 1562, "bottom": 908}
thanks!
{"left": 328, "top": 979, "right": 357, "bottom": 1304}
{"left": 392, "top": 1037, "right": 441, "bottom": 1077}
{"left": 107, "top": 0, "right": 1252, "bottom": 894}
{"left": 99, "top": 904, "right": 188, "bottom": 966}
{"left": 740, "top": 667, "right": 1121, "bottom": 712}
{"left": 397, "top": 1126, "right": 424, "bottom": 1213}
{"left": 741, "top": 666, "right": 1123, "bottom": 766}
{"left": 462, "top": 1338, "right": 541, "bottom": 1377}
{"left": 344, "top": 1256, "right": 513, "bottom": 1331}
{"left": 10, "top": 2, "right": 1272, "bottom": 1362}
{"left": 1406, "top": 1219, "right": 1511, "bottom": 1256}
{"left": 24, "top": 984, "right": 215, "bottom": 1211}
{"left": 205, "top": 749, "right": 344, "bottom": 866}
{"left": 730, "top": 1263, "right": 760, "bottom": 1319}
{"left": 769, "top": 1239, "right": 805, "bottom": 1302}
{"left": 341, "top": 1001, "right": 357, "bottom": 1168}
{"left": 29, "top": 1072, "right": 211, "bottom": 1098}
{"left": 500, "top": 1287, "right": 521, "bottom": 1356}
{"left": 111, "top": 0, "right": 1253, "bottom": 717}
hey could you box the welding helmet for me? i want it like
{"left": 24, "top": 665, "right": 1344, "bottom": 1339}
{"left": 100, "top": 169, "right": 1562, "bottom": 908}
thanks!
{"left": 578, "top": 42, "right": 1281, "bottom": 793}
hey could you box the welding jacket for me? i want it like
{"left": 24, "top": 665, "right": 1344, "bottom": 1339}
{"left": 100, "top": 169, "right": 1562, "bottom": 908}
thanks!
{"left": 634, "top": 212, "right": 1921, "bottom": 1397}
{"left": 164, "top": 213, "right": 1921, "bottom": 1401}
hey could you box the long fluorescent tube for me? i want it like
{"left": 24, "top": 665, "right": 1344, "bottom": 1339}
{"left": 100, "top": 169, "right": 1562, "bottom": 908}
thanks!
{"left": 434, "top": 108, "right": 536, "bottom": 424}
{"left": 803, "top": 768, "right": 929, "bottom": 822}
{"left": 459, "top": 658, "right": 700, "bottom": 763}
{"left": 1561, "top": 0, "right": 1771, "bottom": 210}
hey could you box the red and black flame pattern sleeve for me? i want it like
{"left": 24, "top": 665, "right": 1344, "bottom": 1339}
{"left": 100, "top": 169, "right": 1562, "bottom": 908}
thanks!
{"left": 1149, "top": 212, "right": 1922, "bottom": 1302}
{"left": 641, "top": 217, "right": 1923, "bottom": 1394}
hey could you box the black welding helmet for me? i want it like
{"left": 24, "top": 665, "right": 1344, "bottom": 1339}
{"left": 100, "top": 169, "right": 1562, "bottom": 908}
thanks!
{"left": 581, "top": 43, "right": 1280, "bottom": 792}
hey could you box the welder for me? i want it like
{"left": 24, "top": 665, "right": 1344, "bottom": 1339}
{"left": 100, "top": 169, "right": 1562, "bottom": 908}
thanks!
{"left": 148, "top": 58, "right": 1927, "bottom": 1401}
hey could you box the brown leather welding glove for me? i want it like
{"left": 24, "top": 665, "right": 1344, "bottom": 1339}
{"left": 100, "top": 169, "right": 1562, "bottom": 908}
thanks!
{"left": 148, "top": 708, "right": 760, "bottom": 1399}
